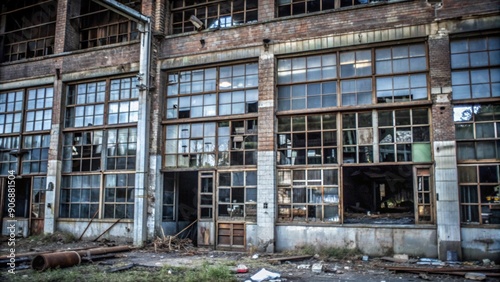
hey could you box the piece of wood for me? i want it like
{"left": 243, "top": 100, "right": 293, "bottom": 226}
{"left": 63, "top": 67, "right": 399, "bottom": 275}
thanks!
{"left": 106, "top": 263, "right": 136, "bottom": 273}
{"left": 173, "top": 219, "right": 198, "bottom": 238}
{"left": 93, "top": 218, "right": 122, "bottom": 242}
{"left": 267, "top": 255, "right": 313, "bottom": 262}
{"left": 79, "top": 209, "right": 99, "bottom": 240}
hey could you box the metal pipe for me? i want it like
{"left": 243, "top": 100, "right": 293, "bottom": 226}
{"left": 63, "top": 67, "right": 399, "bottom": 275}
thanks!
{"left": 77, "top": 245, "right": 131, "bottom": 257}
{"left": 31, "top": 251, "right": 81, "bottom": 271}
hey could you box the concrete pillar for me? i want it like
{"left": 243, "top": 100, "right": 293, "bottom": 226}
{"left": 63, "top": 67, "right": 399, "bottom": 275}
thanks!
{"left": 44, "top": 66, "right": 64, "bottom": 234}
{"left": 428, "top": 29, "right": 462, "bottom": 260}
{"left": 256, "top": 49, "right": 276, "bottom": 253}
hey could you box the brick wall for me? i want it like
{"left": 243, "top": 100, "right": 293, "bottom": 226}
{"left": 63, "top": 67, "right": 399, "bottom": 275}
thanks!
{"left": 438, "top": 0, "right": 500, "bottom": 19}
{"left": 161, "top": 1, "right": 434, "bottom": 58}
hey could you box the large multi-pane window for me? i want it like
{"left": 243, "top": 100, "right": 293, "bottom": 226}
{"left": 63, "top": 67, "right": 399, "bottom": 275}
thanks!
{"left": 454, "top": 104, "right": 500, "bottom": 161}
{"left": 452, "top": 35, "right": 500, "bottom": 225}
{"left": 171, "top": 0, "right": 258, "bottom": 34}
{"left": 166, "top": 63, "right": 258, "bottom": 119}
{"left": 1, "top": 0, "right": 57, "bottom": 62}
{"left": 60, "top": 77, "right": 138, "bottom": 219}
{"left": 71, "top": 0, "right": 140, "bottom": 49}
{"left": 217, "top": 171, "right": 257, "bottom": 221}
{"left": 0, "top": 87, "right": 53, "bottom": 176}
{"left": 277, "top": 114, "right": 337, "bottom": 165}
{"left": 277, "top": 169, "right": 339, "bottom": 223}
{"left": 277, "top": 0, "right": 373, "bottom": 17}
{"left": 459, "top": 165, "right": 500, "bottom": 224}
{"left": 164, "top": 119, "right": 257, "bottom": 168}
{"left": 277, "top": 43, "right": 428, "bottom": 111}
{"left": 379, "top": 108, "right": 431, "bottom": 163}
{"left": 342, "top": 112, "right": 373, "bottom": 163}
{"left": 451, "top": 35, "right": 499, "bottom": 100}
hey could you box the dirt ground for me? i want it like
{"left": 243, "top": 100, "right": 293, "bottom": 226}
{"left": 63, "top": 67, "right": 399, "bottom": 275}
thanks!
{"left": 1, "top": 234, "right": 499, "bottom": 282}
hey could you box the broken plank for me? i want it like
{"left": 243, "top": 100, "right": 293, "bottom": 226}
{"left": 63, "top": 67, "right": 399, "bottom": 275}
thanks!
{"left": 106, "top": 263, "right": 136, "bottom": 273}
{"left": 267, "top": 255, "right": 313, "bottom": 262}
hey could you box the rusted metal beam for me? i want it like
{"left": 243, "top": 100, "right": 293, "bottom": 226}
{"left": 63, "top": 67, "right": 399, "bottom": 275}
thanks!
{"left": 79, "top": 209, "right": 99, "bottom": 240}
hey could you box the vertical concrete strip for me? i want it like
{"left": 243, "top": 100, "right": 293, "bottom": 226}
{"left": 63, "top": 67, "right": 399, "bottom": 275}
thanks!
{"left": 257, "top": 51, "right": 276, "bottom": 252}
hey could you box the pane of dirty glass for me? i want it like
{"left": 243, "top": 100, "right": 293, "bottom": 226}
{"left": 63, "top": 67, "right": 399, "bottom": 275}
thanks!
{"left": 358, "top": 146, "right": 373, "bottom": 163}
{"left": 395, "top": 110, "right": 411, "bottom": 125}
{"left": 324, "top": 206, "right": 339, "bottom": 222}
{"left": 278, "top": 171, "right": 292, "bottom": 185}
{"left": 457, "top": 142, "right": 475, "bottom": 160}
{"left": 324, "top": 188, "right": 339, "bottom": 202}
{"left": 358, "top": 112, "right": 372, "bottom": 127}
{"left": 413, "top": 126, "right": 430, "bottom": 142}
{"left": 246, "top": 187, "right": 257, "bottom": 203}
{"left": 379, "top": 128, "right": 394, "bottom": 143}
{"left": 479, "top": 165, "right": 499, "bottom": 182}
{"left": 343, "top": 130, "right": 356, "bottom": 145}
{"left": 229, "top": 172, "right": 243, "bottom": 187}
{"left": 323, "top": 148, "right": 337, "bottom": 164}
{"left": 244, "top": 151, "right": 256, "bottom": 165}
{"left": 458, "top": 166, "right": 477, "bottom": 183}
{"left": 412, "top": 143, "right": 431, "bottom": 162}
{"left": 477, "top": 141, "right": 495, "bottom": 159}
{"left": 460, "top": 185, "right": 479, "bottom": 204}
{"left": 323, "top": 131, "right": 336, "bottom": 146}
{"left": 342, "top": 113, "right": 356, "bottom": 129}
{"left": 476, "top": 123, "right": 495, "bottom": 138}
{"left": 397, "top": 144, "right": 412, "bottom": 161}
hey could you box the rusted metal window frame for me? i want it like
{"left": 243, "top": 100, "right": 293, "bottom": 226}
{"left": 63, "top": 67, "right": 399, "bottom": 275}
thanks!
{"left": 217, "top": 170, "right": 257, "bottom": 222}
{"left": 277, "top": 168, "right": 340, "bottom": 223}
{"left": 60, "top": 76, "right": 139, "bottom": 220}
{"left": 277, "top": 0, "right": 372, "bottom": 18}
{"left": 170, "top": 0, "right": 258, "bottom": 34}
{"left": 1, "top": 0, "right": 57, "bottom": 62}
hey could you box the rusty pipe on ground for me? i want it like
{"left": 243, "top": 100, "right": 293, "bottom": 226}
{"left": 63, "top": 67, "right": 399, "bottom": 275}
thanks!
{"left": 77, "top": 245, "right": 131, "bottom": 257}
{"left": 31, "top": 246, "right": 132, "bottom": 271}
{"left": 32, "top": 251, "right": 81, "bottom": 271}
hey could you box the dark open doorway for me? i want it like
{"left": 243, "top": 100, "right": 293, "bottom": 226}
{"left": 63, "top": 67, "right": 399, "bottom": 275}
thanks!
{"left": 343, "top": 165, "right": 414, "bottom": 224}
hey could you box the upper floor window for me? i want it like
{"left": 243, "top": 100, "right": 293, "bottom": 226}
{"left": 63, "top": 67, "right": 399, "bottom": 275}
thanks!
{"left": 1, "top": 0, "right": 57, "bottom": 62}
{"left": 277, "top": 43, "right": 428, "bottom": 111}
{"left": 454, "top": 103, "right": 500, "bottom": 161}
{"left": 71, "top": 0, "right": 140, "bottom": 49}
{"left": 166, "top": 63, "right": 258, "bottom": 119}
{"left": 171, "top": 0, "right": 258, "bottom": 34}
{"left": 65, "top": 77, "right": 139, "bottom": 128}
{"left": 277, "top": 0, "right": 372, "bottom": 17}
{"left": 451, "top": 35, "right": 500, "bottom": 100}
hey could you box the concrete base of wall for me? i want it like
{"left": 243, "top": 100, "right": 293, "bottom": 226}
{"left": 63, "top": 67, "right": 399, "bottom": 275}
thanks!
{"left": 276, "top": 225, "right": 438, "bottom": 257}
{"left": 57, "top": 221, "right": 133, "bottom": 243}
{"left": 461, "top": 228, "right": 500, "bottom": 263}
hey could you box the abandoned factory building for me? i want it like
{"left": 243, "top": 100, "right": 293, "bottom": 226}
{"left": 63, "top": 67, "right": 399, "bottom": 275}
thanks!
{"left": 0, "top": 0, "right": 499, "bottom": 261}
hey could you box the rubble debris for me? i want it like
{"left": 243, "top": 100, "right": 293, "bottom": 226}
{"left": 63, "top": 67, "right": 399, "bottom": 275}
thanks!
{"left": 416, "top": 258, "right": 445, "bottom": 266}
{"left": 385, "top": 265, "right": 500, "bottom": 278}
{"left": 250, "top": 268, "right": 280, "bottom": 282}
{"left": 237, "top": 264, "right": 249, "bottom": 273}
{"left": 252, "top": 254, "right": 259, "bottom": 259}
{"left": 267, "top": 255, "right": 313, "bottom": 263}
{"left": 297, "top": 264, "right": 310, "bottom": 269}
{"left": 311, "top": 263, "right": 323, "bottom": 273}
{"left": 362, "top": 255, "right": 369, "bottom": 261}
{"left": 465, "top": 272, "right": 487, "bottom": 281}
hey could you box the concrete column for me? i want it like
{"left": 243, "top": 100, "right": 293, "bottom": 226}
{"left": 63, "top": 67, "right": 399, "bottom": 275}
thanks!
{"left": 256, "top": 49, "right": 276, "bottom": 253}
{"left": 429, "top": 29, "right": 462, "bottom": 260}
{"left": 44, "top": 66, "right": 64, "bottom": 234}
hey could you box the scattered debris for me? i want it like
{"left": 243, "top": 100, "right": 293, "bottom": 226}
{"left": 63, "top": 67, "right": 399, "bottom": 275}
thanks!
{"left": 252, "top": 254, "right": 260, "bottom": 259}
{"left": 416, "top": 258, "right": 445, "bottom": 266}
{"left": 311, "top": 263, "right": 323, "bottom": 273}
{"left": 419, "top": 273, "right": 431, "bottom": 280}
{"left": 237, "top": 264, "right": 249, "bottom": 273}
{"left": 297, "top": 264, "right": 310, "bottom": 269}
{"left": 152, "top": 221, "right": 196, "bottom": 252}
{"left": 250, "top": 268, "right": 280, "bottom": 282}
{"left": 465, "top": 272, "right": 487, "bottom": 281}
{"left": 267, "top": 255, "right": 313, "bottom": 263}
{"left": 362, "top": 255, "right": 369, "bottom": 261}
